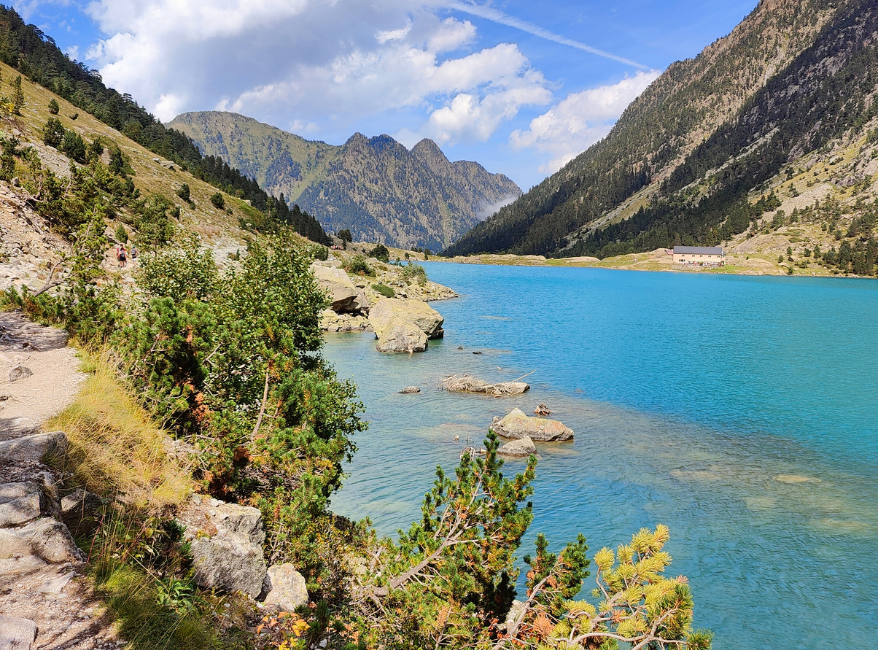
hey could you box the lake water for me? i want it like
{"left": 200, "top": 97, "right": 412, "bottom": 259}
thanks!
{"left": 325, "top": 263, "right": 878, "bottom": 649}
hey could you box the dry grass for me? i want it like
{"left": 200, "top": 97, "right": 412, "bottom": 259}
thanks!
{"left": 46, "top": 349, "right": 192, "bottom": 511}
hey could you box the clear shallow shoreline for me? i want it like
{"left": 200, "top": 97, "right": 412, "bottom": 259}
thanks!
{"left": 326, "top": 263, "right": 878, "bottom": 649}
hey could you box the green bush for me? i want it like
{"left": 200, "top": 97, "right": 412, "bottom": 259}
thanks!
{"left": 176, "top": 183, "right": 190, "bottom": 202}
{"left": 42, "top": 117, "right": 65, "bottom": 148}
{"left": 369, "top": 243, "right": 390, "bottom": 263}
{"left": 209, "top": 192, "right": 225, "bottom": 209}
{"left": 372, "top": 283, "right": 395, "bottom": 298}
{"left": 115, "top": 223, "right": 128, "bottom": 244}
{"left": 400, "top": 262, "right": 427, "bottom": 285}
{"left": 60, "top": 129, "right": 87, "bottom": 163}
{"left": 345, "top": 254, "right": 373, "bottom": 276}
{"left": 48, "top": 98, "right": 59, "bottom": 114}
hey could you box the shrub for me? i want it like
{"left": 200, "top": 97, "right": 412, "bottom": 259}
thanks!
{"left": 115, "top": 223, "right": 129, "bottom": 244}
{"left": 48, "top": 98, "right": 59, "bottom": 114}
{"left": 369, "top": 243, "right": 390, "bottom": 263}
{"left": 176, "top": 183, "right": 190, "bottom": 202}
{"left": 42, "top": 117, "right": 65, "bottom": 148}
{"left": 60, "top": 129, "right": 87, "bottom": 163}
{"left": 400, "top": 262, "right": 427, "bottom": 285}
{"left": 209, "top": 192, "right": 225, "bottom": 209}
{"left": 345, "top": 254, "right": 373, "bottom": 276}
{"left": 372, "top": 283, "right": 395, "bottom": 298}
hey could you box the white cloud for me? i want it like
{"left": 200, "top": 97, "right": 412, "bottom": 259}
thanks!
{"left": 65, "top": 44, "right": 79, "bottom": 60}
{"left": 510, "top": 70, "right": 660, "bottom": 173}
{"left": 81, "top": 0, "right": 544, "bottom": 143}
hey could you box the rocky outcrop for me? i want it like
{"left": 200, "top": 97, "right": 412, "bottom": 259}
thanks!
{"left": 497, "top": 436, "right": 537, "bottom": 458}
{"left": 490, "top": 408, "right": 573, "bottom": 442}
{"left": 398, "top": 386, "right": 421, "bottom": 394}
{"left": 440, "top": 374, "right": 529, "bottom": 396}
{"left": 0, "top": 616, "right": 38, "bottom": 650}
{"left": 178, "top": 495, "right": 267, "bottom": 597}
{"left": 369, "top": 298, "right": 444, "bottom": 353}
{"left": 0, "top": 481, "right": 55, "bottom": 527}
{"left": 261, "top": 563, "right": 309, "bottom": 612}
{"left": 319, "top": 309, "right": 371, "bottom": 333}
{"left": 0, "top": 431, "right": 68, "bottom": 465}
{"left": 311, "top": 264, "right": 363, "bottom": 313}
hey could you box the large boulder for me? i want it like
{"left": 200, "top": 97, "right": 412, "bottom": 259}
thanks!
{"left": 311, "top": 264, "right": 360, "bottom": 313}
{"left": 490, "top": 408, "right": 573, "bottom": 442}
{"left": 261, "top": 563, "right": 309, "bottom": 612}
{"left": 369, "top": 298, "right": 444, "bottom": 340}
{"left": 0, "top": 482, "right": 53, "bottom": 527}
{"left": 0, "top": 518, "right": 85, "bottom": 563}
{"left": 179, "top": 496, "right": 267, "bottom": 598}
{"left": 0, "top": 616, "right": 37, "bottom": 650}
{"left": 497, "top": 436, "right": 537, "bottom": 458}
{"left": 0, "top": 432, "right": 67, "bottom": 465}
{"left": 375, "top": 320, "right": 428, "bottom": 353}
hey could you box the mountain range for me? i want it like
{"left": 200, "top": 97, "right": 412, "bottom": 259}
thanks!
{"left": 168, "top": 112, "right": 521, "bottom": 251}
{"left": 446, "top": 0, "right": 878, "bottom": 259}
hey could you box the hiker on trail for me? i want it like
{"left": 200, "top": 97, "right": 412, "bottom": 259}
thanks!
{"left": 118, "top": 245, "right": 127, "bottom": 268}
{"left": 130, "top": 246, "right": 138, "bottom": 260}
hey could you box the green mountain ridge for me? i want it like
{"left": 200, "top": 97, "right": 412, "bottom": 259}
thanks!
{"left": 446, "top": 0, "right": 878, "bottom": 263}
{"left": 169, "top": 112, "right": 521, "bottom": 251}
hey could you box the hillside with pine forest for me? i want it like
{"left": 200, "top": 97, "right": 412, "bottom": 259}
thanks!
{"left": 169, "top": 111, "right": 522, "bottom": 251}
{"left": 446, "top": 0, "right": 878, "bottom": 277}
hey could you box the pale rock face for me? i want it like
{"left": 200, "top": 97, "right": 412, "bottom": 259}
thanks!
{"left": 178, "top": 496, "right": 267, "bottom": 597}
{"left": 262, "top": 563, "right": 309, "bottom": 612}
{"left": 0, "top": 518, "right": 85, "bottom": 563}
{"left": 490, "top": 408, "right": 574, "bottom": 442}
{"left": 375, "top": 319, "right": 428, "bottom": 353}
{"left": 369, "top": 298, "right": 444, "bottom": 353}
{"left": 0, "top": 432, "right": 68, "bottom": 466}
{"left": 0, "top": 482, "right": 50, "bottom": 527}
{"left": 0, "top": 616, "right": 38, "bottom": 650}
{"left": 497, "top": 436, "right": 537, "bottom": 457}
{"left": 311, "top": 264, "right": 360, "bottom": 313}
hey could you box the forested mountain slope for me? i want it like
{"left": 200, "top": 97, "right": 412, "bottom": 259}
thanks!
{"left": 446, "top": 0, "right": 869, "bottom": 258}
{"left": 170, "top": 112, "right": 521, "bottom": 251}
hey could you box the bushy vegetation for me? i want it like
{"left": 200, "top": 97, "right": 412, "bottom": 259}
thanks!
{"left": 344, "top": 254, "right": 374, "bottom": 276}
{"left": 368, "top": 242, "right": 390, "bottom": 263}
{"left": 400, "top": 261, "right": 428, "bottom": 286}
{"left": 0, "top": 6, "right": 330, "bottom": 245}
{"left": 372, "top": 283, "right": 394, "bottom": 298}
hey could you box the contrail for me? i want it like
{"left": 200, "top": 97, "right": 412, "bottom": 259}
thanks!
{"left": 447, "top": 1, "right": 650, "bottom": 70}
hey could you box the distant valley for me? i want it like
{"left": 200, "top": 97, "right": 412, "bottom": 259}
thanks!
{"left": 169, "top": 112, "right": 520, "bottom": 250}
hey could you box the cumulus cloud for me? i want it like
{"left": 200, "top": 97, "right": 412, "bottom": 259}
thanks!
{"left": 511, "top": 70, "right": 660, "bottom": 173}
{"left": 81, "top": 0, "right": 547, "bottom": 145}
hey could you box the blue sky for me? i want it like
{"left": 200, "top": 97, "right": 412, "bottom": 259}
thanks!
{"left": 13, "top": 0, "right": 758, "bottom": 190}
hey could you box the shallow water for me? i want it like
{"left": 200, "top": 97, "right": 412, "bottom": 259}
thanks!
{"left": 326, "top": 263, "right": 878, "bottom": 649}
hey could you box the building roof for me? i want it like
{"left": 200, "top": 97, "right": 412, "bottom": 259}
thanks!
{"left": 673, "top": 246, "right": 724, "bottom": 255}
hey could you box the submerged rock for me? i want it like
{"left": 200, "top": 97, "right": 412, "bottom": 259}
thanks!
{"left": 399, "top": 386, "right": 421, "bottom": 394}
{"left": 440, "top": 374, "right": 529, "bottom": 396}
{"left": 497, "top": 436, "right": 537, "bottom": 458}
{"left": 490, "top": 408, "right": 573, "bottom": 442}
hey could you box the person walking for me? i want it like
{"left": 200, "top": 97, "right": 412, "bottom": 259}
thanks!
{"left": 118, "top": 245, "right": 127, "bottom": 268}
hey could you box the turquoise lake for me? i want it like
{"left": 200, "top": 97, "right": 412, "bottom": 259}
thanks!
{"left": 325, "top": 263, "right": 878, "bottom": 649}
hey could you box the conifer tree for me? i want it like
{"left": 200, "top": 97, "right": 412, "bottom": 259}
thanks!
{"left": 12, "top": 74, "right": 23, "bottom": 115}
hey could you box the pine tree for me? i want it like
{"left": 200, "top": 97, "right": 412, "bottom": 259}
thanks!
{"left": 12, "top": 74, "right": 24, "bottom": 115}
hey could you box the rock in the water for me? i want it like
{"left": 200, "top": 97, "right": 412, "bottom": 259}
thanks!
{"left": 179, "top": 497, "right": 267, "bottom": 597}
{"left": 0, "top": 518, "right": 85, "bottom": 563}
{"left": 0, "top": 432, "right": 68, "bottom": 466}
{"left": 440, "top": 374, "right": 529, "bottom": 396}
{"left": 261, "top": 563, "right": 309, "bottom": 612}
{"left": 311, "top": 264, "right": 360, "bottom": 313}
{"left": 8, "top": 366, "right": 32, "bottom": 382}
{"left": 490, "top": 408, "right": 573, "bottom": 442}
{"left": 0, "top": 616, "right": 37, "bottom": 650}
{"left": 0, "top": 482, "right": 52, "bottom": 527}
{"left": 375, "top": 319, "right": 428, "bottom": 353}
{"left": 497, "top": 436, "right": 537, "bottom": 458}
{"left": 399, "top": 386, "right": 421, "bottom": 394}
{"left": 369, "top": 298, "right": 444, "bottom": 340}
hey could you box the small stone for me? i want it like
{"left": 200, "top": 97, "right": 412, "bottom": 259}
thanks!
{"left": 497, "top": 436, "right": 538, "bottom": 458}
{"left": 8, "top": 365, "right": 33, "bottom": 382}
{"left": 398, "top": 386, "right": 420, "bottom": 394}
{"left": 262, "top": 563, "right": 309, "bottom": 611}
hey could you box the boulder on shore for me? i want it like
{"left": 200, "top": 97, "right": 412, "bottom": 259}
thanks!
{"left": 497, "top": 436, "right": 537, "bottom": 458}
{"left": 311, "top": 264, "right": 361, "bottom": 313}
{"left": 490, "top": 408, "right": 573, "bottom": 442}
{"left": 369, "top": 298, "right": 444, "bottom": 340}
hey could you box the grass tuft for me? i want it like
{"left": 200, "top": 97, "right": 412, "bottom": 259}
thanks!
{"left": 46, "top": 348, "right": 192, "bottom": 510}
